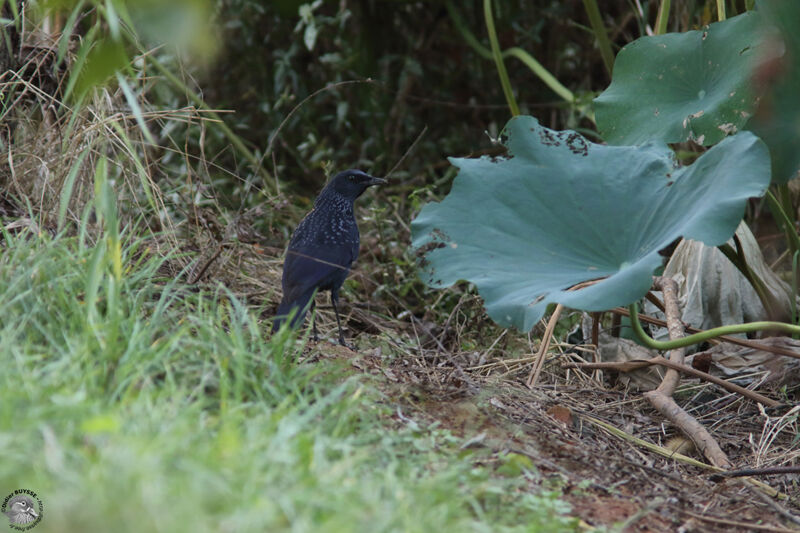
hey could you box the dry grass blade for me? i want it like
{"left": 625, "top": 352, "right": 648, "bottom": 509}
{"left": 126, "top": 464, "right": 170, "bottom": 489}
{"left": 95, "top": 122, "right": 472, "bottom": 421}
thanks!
{"left": 526, "top": 303, "right": 563, "bottom": 387}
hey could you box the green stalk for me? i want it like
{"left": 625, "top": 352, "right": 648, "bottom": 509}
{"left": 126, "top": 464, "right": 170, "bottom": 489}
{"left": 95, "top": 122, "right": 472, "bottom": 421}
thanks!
{"left": 716, "top": 0, "right": 726, "bottom": 21}
{"left": 504, "top": 48, "right": 575, "bottom": 103}
{"left": 717, "top": 241, "right": 777, "bottom": 319}
{"left": 654, "top": 0, "right": 671, "bottom": 35}
{"left": 582, "top": 0, "right": 614, "bottom": 76}
{"left": 483, "top": 0, "right": 519, "bottom": 116}
{"left": 765, "top": 189, "right": 800, "bottom": 257}
{"left": 446, "top": 1, "right": 574, "bottom": 104}
{"left": 792, "top": 251, "right": 799, "bottom": 330}
{"left": 628, "top": 302, "right": 800, "bottom": 351}
{"left": 777, "top": 184, "right": 794, "bottom": 227}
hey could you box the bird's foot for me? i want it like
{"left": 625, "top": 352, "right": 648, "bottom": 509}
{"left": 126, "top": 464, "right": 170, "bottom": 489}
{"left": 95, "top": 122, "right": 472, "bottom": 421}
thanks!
{"left": 338, "top": 337, "right": 355, "bottom": 351}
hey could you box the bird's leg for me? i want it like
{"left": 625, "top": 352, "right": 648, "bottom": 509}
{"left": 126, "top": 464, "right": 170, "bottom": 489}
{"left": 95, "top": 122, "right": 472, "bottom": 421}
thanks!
{"left": 330, "top": 293, "right": 350, "bottom": 349}
{"left": 310, "top": 300, "right": 319, "bottom": 342}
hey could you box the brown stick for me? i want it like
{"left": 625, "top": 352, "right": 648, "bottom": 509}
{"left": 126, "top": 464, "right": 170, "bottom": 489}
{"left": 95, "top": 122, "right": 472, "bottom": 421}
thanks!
{"left": 653, "top": 278, "right": 683, "bottom": 395}
{"left": 645, "top": 389, "right": 731, "bottom": 468}
{"left": 563, "top": 357, "right": 779, "bottom": 407}
{"left": 646, "top": 277, "right": 731, "bottom": 468}
{"left": 590, "top": 312, "right": 601, "bottom": 381}
{"left": 683, "top": 511, "right": 799, "bottom": 533}
{"left": 709, "top": 466, "right": 800, "bottom": 480}
{"left": 526, "top": 303, "right": 563, "bottom": 388}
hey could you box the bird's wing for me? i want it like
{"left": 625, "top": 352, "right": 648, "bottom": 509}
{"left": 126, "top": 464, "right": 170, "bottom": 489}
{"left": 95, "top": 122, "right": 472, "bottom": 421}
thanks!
{"left": 282, "top": 245, "right": 353, "bottom": 300}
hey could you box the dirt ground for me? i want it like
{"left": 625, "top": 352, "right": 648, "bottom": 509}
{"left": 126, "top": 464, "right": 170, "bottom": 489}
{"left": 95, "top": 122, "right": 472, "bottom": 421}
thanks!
{"left": 308, "top": 333, "right": 800, "bottom": 533}
{"left": 190, "top": 233, "right": 800, "bottom": 532}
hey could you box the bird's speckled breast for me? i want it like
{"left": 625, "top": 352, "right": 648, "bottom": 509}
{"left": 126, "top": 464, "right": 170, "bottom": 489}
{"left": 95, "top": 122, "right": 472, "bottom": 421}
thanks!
{"left": 290, "top": 193, "right": 359, "bottom": 248}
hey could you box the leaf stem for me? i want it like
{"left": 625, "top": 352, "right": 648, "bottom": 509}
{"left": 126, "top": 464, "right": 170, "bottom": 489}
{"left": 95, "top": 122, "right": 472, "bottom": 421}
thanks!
{"left": 582, "top": 0, "right": 614, "bottom": 76}
{"left": 446, "top": 1, "right": 574, "bottom": 104}
{"left": 654, "top": 0, "right": 671, "bottom": 35}
{"left": 717, "top": 240, "right": 777, "bottom": 319}
{"left": 716, "top": 0, "right": 726, "bottom": 21}
{"left": 765, "top": 189, "right": 800, "bottom": 257}
{"left": 483, "top": 0, "right": 520, "bottom": 116}
{"left": 792, "top": 251, "right": 800, "bottom": 331}
{"left": 504, "top": 48, "right": 574, "bottom": 103}
{"left": 628, "top": 302, "right": 800, "bottom": 351}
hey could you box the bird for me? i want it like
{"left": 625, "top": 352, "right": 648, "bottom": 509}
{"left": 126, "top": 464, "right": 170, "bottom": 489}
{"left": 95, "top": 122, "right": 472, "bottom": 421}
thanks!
{"left": 3, "top": 495, "right": 38, "bottom": 525}
{"left": 272, "top": 169, "right": 386, "bottom": 346}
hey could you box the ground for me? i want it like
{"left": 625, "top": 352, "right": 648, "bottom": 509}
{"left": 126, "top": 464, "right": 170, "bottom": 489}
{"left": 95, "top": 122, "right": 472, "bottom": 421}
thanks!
{"left": 301, "top": 319, "right": 799, "bottom": 532}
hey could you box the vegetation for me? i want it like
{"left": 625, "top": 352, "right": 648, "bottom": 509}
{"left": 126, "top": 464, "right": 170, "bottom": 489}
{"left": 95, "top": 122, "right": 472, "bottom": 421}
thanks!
{"left": 1, "top": 0, "right": 798, "bottom": 531}
{"left": 0, "top": 227, "right": 575, "bottom": 531}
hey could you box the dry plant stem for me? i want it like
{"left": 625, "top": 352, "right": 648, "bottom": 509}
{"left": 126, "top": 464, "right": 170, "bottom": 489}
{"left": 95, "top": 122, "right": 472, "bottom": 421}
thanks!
{"left": 385, "top": 126, "right": 427, "bottom": 178}
{"left": 644, "top": 390, "right": 731, "bottom": 468}
{"left": 525, "top": 279, "right": 603, "bottom": 387}
{"left": 654, "top": 277, "right": 683, "bottom": 396}
{"left": 583, "top": 415, "right": 782, "bottom": 498}
{"left": 644, "top": 290, "right": 666, "bottom": 313}
{"left": 612, "top": 307, "right": 800, "bottom": 360}
{"left": 590, "top": 312, "right": 600, "bottom": 381}
{"left": 746, "top": 484, "right": 800, "bottom": 527}
{"left": 683, "top": 511, "right": 797, "bottom": 533}
{"left": 564, "top": 357, "right": 778, "bottom": 407}
{"left": 525, "top": 303, "right": 563, "bottom": 387}
{"left": 189, "top": 244, "right": 225, "bottom": 284}
{"left": 647, "top": 277, "right": 732, "bottom": 468}
{"left": 710, "top": 465, "right": 800, "bottom": 480}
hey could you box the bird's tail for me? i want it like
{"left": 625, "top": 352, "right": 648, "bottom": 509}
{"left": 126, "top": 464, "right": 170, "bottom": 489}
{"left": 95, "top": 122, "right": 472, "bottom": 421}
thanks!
{"left": 271, "top": 290, "right": 315, "bottom": 333}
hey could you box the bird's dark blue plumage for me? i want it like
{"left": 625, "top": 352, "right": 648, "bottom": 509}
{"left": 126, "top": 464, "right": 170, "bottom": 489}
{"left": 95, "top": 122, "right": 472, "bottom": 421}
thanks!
{"left": 272, "top": 169, "right": 385, "bottom": 345}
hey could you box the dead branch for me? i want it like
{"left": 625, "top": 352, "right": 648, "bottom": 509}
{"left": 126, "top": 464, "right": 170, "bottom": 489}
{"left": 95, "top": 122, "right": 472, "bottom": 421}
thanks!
{"left": 645, "top": 389, "right": 730, "bottom": 468}
{"left": 526, "top": 303, "right": 563, "bottom": 388}
{"left": 709, "top": 465, "right": 800, "bottom": 480}
{"left": 563, "top": 356, "right": 779, "bottom": 407}
{"left": 653, "top": 277, "right": 684, "bottom": 395}
{"left": 648, "top": 277, "right": 732, "bottom": 468}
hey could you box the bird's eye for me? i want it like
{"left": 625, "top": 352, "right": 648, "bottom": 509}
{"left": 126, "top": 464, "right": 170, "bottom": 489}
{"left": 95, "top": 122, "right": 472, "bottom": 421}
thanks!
{"left": 348, "top": 175, "right": 356, "bottom": 182}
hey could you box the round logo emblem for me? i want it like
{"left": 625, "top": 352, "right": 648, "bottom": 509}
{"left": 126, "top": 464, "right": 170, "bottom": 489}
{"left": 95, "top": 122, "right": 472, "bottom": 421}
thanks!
{"left": 1, "top": 490, "right": 43, "bottom": 531}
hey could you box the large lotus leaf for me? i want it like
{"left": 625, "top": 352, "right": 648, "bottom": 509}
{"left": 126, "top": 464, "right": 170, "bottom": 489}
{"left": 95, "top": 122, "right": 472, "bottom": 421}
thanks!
{"left": 749, "top": 0, "right": 800, "bottom": 183}
{"left": 594, "top": 11, "right": 762, "bottom": 147}
{"left": 411, "top": 116, "right": 771, "bottom": 332}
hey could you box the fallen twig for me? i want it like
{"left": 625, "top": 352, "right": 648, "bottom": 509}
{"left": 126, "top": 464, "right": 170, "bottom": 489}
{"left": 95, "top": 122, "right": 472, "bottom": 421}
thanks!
{"left": 683, "top": 511, "right": 798, "bottom": 533}
{"left": 581, "top": 414, "right": 782, "bottom": 498}
{"left": 526, "top": 303, "right": 563, "bottom": 387}
{"left": 709, "top": 465, "right": 800, "bottom": 481}
{"left": 647, "top": 277, "right": 731, "bottom": 468}
{"left": 563, "top": 357, "right": 779, "bottom": 407}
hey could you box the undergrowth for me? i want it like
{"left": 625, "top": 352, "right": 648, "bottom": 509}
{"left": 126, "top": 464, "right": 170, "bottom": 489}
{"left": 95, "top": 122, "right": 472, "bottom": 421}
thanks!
{"left": 0, "top": 230, "right": 577, "bottom": 532}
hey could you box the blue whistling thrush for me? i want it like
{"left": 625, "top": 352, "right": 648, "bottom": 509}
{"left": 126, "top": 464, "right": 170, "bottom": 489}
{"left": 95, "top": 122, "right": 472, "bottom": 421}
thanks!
{"left": 272, "top": 169, "right": 386, "bottom": 346}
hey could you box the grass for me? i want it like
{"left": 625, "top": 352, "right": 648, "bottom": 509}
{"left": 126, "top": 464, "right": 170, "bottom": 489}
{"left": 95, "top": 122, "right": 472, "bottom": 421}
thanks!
{"left": 0, "top": 225, "right": 578, "bottom": 532}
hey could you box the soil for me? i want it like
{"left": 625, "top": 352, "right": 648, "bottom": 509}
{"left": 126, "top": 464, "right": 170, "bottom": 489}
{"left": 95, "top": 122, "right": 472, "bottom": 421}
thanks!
{"left": 310, "top": 336, "right": 800, "bottom": 533}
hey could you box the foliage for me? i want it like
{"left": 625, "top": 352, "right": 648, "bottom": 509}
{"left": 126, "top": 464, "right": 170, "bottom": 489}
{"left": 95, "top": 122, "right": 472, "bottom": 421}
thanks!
{"left": 0, "top": 226, "right": 578, "bottom": 532}
{"left": 594, "top": 11, "right": 762, "bottom": 147}
{"left": 411, "top": 116, "right": 770, "bottom": 331}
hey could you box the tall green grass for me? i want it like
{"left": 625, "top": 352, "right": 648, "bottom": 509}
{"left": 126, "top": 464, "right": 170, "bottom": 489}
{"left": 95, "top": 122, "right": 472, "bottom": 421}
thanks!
{"left": 0, "top": 169, "right": 577, "bottom": 532}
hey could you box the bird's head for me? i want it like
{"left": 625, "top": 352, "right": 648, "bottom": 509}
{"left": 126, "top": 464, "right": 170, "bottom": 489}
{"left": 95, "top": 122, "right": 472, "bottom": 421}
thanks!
{"left": 326, "top": 169, "right": 386, "bottom": 200}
